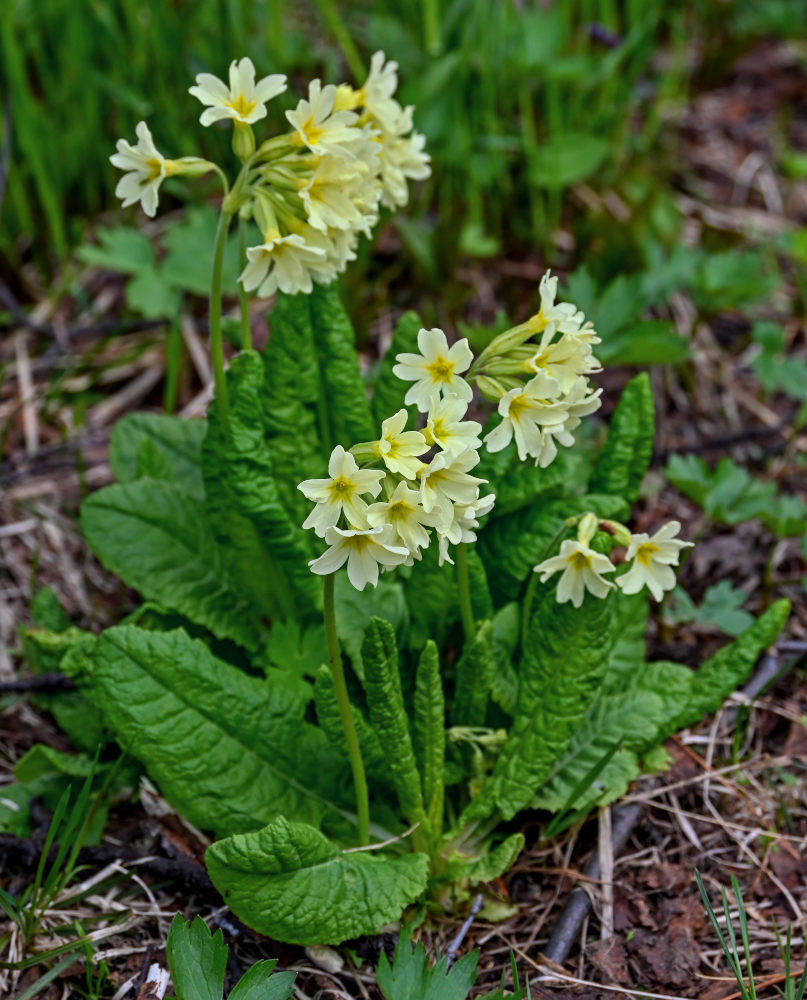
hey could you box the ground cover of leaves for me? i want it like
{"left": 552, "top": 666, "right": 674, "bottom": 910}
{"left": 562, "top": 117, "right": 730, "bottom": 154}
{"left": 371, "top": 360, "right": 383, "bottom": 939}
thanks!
{"left": 1, "top": 37, "right": 806, "bottom": 1000}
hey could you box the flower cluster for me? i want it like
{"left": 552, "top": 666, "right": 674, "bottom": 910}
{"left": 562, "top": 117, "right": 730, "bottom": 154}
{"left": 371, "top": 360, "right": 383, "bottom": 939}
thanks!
{"left": 299, "top": 327, "right": 492, "bottom": 590}
{"left": 110, "top": 53, "right": 429, "bottom": 296}
{"left": 471, "top": 271, "right": 602, "bottom": 467}
{"left": 534, "top": 513, "right": 692, "bottom": 607}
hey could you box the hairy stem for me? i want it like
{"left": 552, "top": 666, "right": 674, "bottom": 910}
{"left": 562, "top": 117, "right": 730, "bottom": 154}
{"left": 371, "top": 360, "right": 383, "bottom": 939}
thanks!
{"left": 455, "top": 543, "right": 475, "bottom": 644}
{"left": 323, "top": 572, "right": 370, "bottom": 846}
{"left": 210, "top": 209, "right": 233, "bottom": 426}
{"left": 238, "top": 216, "right": 251, "bottom": 352}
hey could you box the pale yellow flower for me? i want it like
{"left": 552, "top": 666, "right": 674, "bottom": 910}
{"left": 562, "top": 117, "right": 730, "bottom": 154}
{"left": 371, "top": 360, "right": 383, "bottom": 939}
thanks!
{"left": 372, "top": 409, "right": 428, "bottom": 478}
{"left": 299, "top": 445, "right": 384, "bottom": 537}
{"left": 286, "top": 80, "right": 365, "bottom": 158}
{"left": 534, "top": 539, "right": 616, "bottom": 608}
{"left": 367, "top": 481, "right": 436, "bottom": 556}
{"left": 110, "top": 122, "right": 176, "bottom": 217}
{"left": 424, "top": 393, "right": 482, "bottom": 459}
{"left": 618, "top": 521, "right": 692, "bottom": 601}
{"left": 393, "top": 328, "right": 473, "bottom": 412}
{"left": 308, "top": 524, "right": 409, "bottom": 591}
{"left": 189, "top": 58, "right": 286, "bottom": 126}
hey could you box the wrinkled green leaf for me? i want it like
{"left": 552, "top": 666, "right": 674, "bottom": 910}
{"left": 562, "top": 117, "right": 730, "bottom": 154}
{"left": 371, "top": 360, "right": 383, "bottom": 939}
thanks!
{"left": 206, "top": 816, "right": 429, "bottom": 945}
{"left": 362, "top": 618, "right": 425, "bottom": 827}
{"left": 308, "top": 284, "right": 375, "bottom": 448}
{"left": 313, "top": 666, "right": 388, "bottom": 785}
{"left": 335, "top": 575, "right": 409, "bottom": 679}
{"left": 64, "top": 626, "right": 351, "bottom": 837}
{"left": 451, "top": 621, "right": 495, "bottom": 728}
{"left": 465, "top": 585, "right": 618, "bottom": 823}
{"left": 82, "top": 479, "right": 262, "bottom": 649}
{"left": 109, "top": 412, "right": 207, "bottom": 501}
{"left": 263, "top": 291, "right": 325, "bottom": 517}
{"left": 590, "top": 373, "right": 654, "bottom": 504}
{"left": 413, "top": 641, "right": 445, "bottom": 837}
{"left": 203, "top": 351, "right": 319, "bottom": 624}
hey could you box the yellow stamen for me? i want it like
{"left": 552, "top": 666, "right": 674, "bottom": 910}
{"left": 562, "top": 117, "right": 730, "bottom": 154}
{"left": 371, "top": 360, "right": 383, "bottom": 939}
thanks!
{"left": 328, "top": 476, "right": 354, "bottom": 502}
{"left": 569, "top": 551, "right": 592, "bottom": 571}
{"left": 225, "top": 94, "right": 258, "bottom": 118}
{"left": 425, "top": 357, "right": 455, "bottom": 383}
{"left": 635, "top": 542, "right": 658, "bottom": 567}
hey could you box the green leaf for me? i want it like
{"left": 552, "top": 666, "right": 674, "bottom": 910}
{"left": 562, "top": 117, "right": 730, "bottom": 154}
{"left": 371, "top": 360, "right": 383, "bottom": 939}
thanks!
{"left": 451, "top": 621, "right": 495, "bottom": 728}
{"left": 335, "top": 575, "right": 409, "bottom": 679}
{"left": 203, "top": 351, "right": 320, "bottom": 624}
{"left": 165, "top": 914, "right": 227, "bottom": 1000}
{"left": 313, "top": 666, "right": 388, "bottom": 785}
{"left": 109, "top": 412, "right": 207, "bottom": 501}
{"left": 474, "top": 437, "right": 572, "bottom": 518}
{"left": 361, "top": 618, "right": 425, "bottom": 827}
{"left": 264, "top": 620, "right": 327, "bottom": 684}
{"left": 228, "top": 962, "right": 296, "bottom": 1000}
{"left": 406, "top": 544, "right": 459, "bottom": 648}
{"left": 263, "top": 291, "right": 325, "bottom": 518}
{"left": 15, "top": 745, "right": 95, "bottom": 783}
{"left": 81, "top": 480, "right": 262, "bottom": 649}
{"left": 413, "top": 641, "right": 445, "bottom": 836}
{"left": 462, "top": 832, "right": 525, "bottom": 885}
{"left": 590, "top": 373, "right": 655, "bottom": 504}
{"left": 465, "top": 586, "right": 618, "bottom": 823}
{"left": 306, "top": 284, "right": 375, "bottom": 448}
{"left": 161, "top": 206, "right": 241, "bottom": 296}
{"left": 489, "top": 603, "right": 520, "bottom": 716}
{"left": 206, "top": 817, "right": 429, "bottom": 945}
{"left": 64, "top": 626, "right": 351, "bottom": 837}
{"left": 675, "top": 600, "right": 790, "bottom": 729}
{"left": 76, "top": 226, "right": 154, "bottom": 274}
{"left": 477, "top": 495, "right": 628, "bottom": 603}
{"left": 528, "top": 132, "right": 609, "bottom": 188}
{"left": 371, "top": 311, "right": 422, "bottom": 428}
{"left": 125, "top": 265, "right": 181, "bottom": 318}
{"left": 22, "top": 595, "right": 105, "bottom": 754}
{"left": 597, "top": 320, "right": 689, "bottom": 366}
{"left": 376, "top": 926, "right": 479, "bottom": 1000}
{"left": 666, "top": 455, "right": 778, "bottom": 526}
{"left": 695, "top": 582, "right": 755, "bottom": 636}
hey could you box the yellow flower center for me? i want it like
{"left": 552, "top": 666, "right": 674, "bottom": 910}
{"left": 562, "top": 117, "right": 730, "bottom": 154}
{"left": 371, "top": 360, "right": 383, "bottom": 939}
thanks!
{"left": 299, "top": 115, "right": 325, "bottom": 147}
{"left": 425, "top": 357, "right": 455, "bottom": 384}
{"left": 226, "top": 93, "right": 258, "bottom": 118}
{"left": 507, "top": 394, "right": 529, "bottom": 422}
{"left": 526, "top": 307, "right": 548, "bottom": 335}
{"left": 429, "top": 417, "right": 447, "bottom": 441}
{"left": 328, "top": 476, "right": 354, "bottom": 502}
{"left": 145, "top": 157, "right": 164, "bottom": 181}
{"left": 569, "top": 551, "right": 592, "bottom": 571}
{"left": 635, "top": 542, "right": 658, "bottom": 567}
{"left": 387, "top": 500, "right": 412, "bottom": 522}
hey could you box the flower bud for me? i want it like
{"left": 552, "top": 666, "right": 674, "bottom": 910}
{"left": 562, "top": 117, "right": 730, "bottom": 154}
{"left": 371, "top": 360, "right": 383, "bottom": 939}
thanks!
{"left": 173, "top": 157, "right": 214, "bottom": 178}
{"left": 232, "top": 122, "right": 255, "bottom": 162}
{"left": 577, "top": 511, "right": 599, "bottom": 546}
{"left": 472, "top": 322, "right": 534, "bottom": 371}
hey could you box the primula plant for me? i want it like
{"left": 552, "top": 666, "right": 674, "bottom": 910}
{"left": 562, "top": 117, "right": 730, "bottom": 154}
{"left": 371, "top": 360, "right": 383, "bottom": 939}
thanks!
{"left": 21, "top": 54, "right": 790, "bottom": 948}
